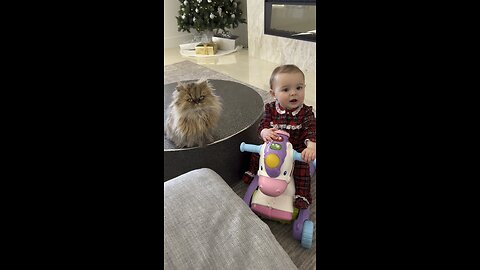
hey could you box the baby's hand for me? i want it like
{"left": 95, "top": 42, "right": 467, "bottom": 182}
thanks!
{"left": 301, "top": 148, "right": 316, "bottom": 163}
{"left": 260, "top": 128, "right": 280, "bottom": 142}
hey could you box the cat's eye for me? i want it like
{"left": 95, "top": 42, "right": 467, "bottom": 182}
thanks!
{"left": 187, "top": 98, "right": 193, "bottom": 102}
{"left": 199, "top": 95, "right": 204, "bottom": 100}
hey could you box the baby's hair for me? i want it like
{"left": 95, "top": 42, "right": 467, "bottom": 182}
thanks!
{"left": 269, "top": 64, "right": 305, "bottom": 89}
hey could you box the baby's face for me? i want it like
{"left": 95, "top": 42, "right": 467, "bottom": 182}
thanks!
{"left": 271, "top": 72, "right": 305, "bottom": 110}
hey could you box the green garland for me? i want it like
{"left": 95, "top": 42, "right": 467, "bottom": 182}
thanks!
{"left": 176, "top": 0, "right": 247, "bottom": 35}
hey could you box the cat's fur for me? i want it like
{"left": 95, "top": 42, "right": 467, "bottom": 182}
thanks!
{"left": 165, "top": 79, "right": 222, "bottom": 148}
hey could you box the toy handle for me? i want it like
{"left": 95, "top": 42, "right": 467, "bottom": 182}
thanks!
{"left": 293, "top": 151, "right": 316, "bottom": 169}
{"left": 240, "top": 142, "right": 262, "bottom": 154}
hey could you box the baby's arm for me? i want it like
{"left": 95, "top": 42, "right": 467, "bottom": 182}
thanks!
{"left": 258, "top": 103, "right": 276, "bottom": 141}
{"left": 301, "top": 107, "right": 317, "bottom": 163}
{"left": 301, "top": 140, "right": 316, "bottom": 163}
{"left": 260, "top": 128, "right": 280, "bottom": 142}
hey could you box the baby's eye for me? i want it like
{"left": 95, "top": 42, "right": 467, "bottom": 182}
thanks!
{"left": 297, "top": 86, "right": 304, "bottom": 90}
{"left": 282, "top": 88, "right": 288, "bottom": 92}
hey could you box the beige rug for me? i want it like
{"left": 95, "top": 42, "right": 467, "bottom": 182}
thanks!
{"left": 164, "top": 60, "right": 274, "bottom": 104}
{"left": 165, "top": 60, "right": 317, "bottom": 270}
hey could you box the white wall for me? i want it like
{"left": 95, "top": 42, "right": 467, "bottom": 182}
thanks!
{"left": 164, "top": 0, "right": 194, "bottom": 49}
{"left": 228, "top": 1, "right": 248, "bottom": 48}
{"left": 164, "top": 0, "right": 248, "bottom": 49}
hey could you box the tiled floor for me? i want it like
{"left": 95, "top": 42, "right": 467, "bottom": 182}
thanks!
{"left": 164, "top": 47, "right": 316, "bottom": 110}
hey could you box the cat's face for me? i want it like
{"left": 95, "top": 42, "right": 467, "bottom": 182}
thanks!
{"left": 174, "top": 80, "right": 215, "bottom": 108}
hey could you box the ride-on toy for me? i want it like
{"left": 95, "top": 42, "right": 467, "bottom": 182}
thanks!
{"left": 240, "top": 130, "right": 316, "bottom": 249}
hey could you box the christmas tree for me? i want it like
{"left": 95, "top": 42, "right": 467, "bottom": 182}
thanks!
{"left": 176, "top": 0, "right": 246, "bottom": 36}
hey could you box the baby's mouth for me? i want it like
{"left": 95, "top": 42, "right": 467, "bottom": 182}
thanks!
{"left": 290, "top": 99, "right": 298, "bottom": 103}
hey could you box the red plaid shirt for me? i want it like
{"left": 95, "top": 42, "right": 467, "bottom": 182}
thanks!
{"left": 258, "top": 101, "right": 317, "bottom": 152}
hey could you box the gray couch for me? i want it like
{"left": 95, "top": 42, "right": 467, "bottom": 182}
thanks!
{"left": 164, "top": 168, "right": 298, "bottom": 270}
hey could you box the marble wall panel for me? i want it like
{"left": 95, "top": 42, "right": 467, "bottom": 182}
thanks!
{"left": 246, "top": 0, "right": 316, "bottom": 73}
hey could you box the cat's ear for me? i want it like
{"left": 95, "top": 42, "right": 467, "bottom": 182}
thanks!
{"left": 197, "top": 79, "right": 213, "bottom": 92}
{"left": 176, "top": 82, "right": 186, "bottom": 92}
{"left": 197, "top": 79, "right": 209, "bottom": 88}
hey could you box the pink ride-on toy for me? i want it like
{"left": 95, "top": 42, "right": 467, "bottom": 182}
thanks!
{"left": 240, "top": 130, "right": 316, "bottom": 249}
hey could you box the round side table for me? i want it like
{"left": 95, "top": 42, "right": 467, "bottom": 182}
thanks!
{"left": 164, "top": 79, "right": 264, "bottom": 186}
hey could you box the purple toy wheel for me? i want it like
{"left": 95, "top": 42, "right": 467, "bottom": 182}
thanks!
{"left": 309, "top": 161, "right": 316, "bottom": 176}
{"left": 293, "top": 208, "right": 310, "bottom": 240}
{"left": 243, "top": 176, "right": 259, "bottom": 206}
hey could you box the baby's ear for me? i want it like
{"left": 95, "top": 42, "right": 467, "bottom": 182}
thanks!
{"left": 269, "top": 90, "right": 275, "bottom": 97}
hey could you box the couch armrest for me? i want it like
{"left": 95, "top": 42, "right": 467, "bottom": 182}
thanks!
{"left": 164, "top": 168, "right": 297, "bottom": 270}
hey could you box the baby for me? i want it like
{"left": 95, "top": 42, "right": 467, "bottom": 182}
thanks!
{"left": 243, "top": 64, "right": 316, "bottom": 209}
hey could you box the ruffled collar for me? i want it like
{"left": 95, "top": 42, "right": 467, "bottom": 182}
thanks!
{"left": 275, "top": 100, "right": 303, "bottom": 116}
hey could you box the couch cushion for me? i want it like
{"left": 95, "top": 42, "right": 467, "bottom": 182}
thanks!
{"left": 164, "top": 168, "right": 298, "bottom": 270}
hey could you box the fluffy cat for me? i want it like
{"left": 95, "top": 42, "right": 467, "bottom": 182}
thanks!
{"left": 165, "top": 79, "right": 222, "bottom": 148}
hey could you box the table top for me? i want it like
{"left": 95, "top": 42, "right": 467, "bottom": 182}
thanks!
{"left": 164, "top": 79, "right": 264, "bottom": 150}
